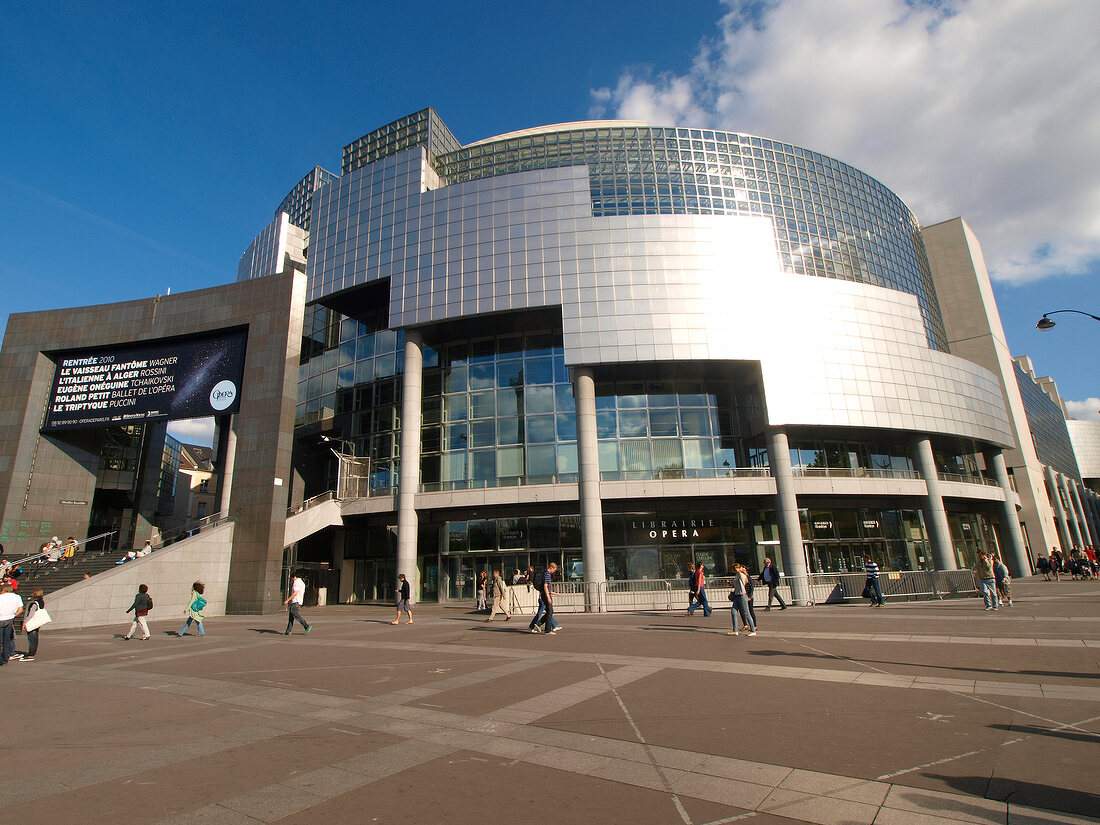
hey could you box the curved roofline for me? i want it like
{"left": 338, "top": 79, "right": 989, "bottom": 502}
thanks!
{"left": 465, "top": 119, "right": 650, "bottom": 148}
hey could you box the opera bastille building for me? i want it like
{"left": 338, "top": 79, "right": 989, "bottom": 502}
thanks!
{"left": 2, "top": 109, "right": 1098, "bottom": 620}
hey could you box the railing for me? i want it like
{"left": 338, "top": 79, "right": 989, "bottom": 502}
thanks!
{"left": 153, "top": 512, "right": 232, "bottom": 548}
{"left": 792, "top": 467, "right": 922, "bottom": 480}
{"left": 420, "top": 474, "right": 578, "bottom": 493}
{"left": 8, "top": 531, "right": 116, "bottom": 567}
{"left": 499, "top": 569, "right": 978, "bottom": 614}
{"left": 288, "top": 490, "right": 336, "bottom": 517}
{"left": 939, "top": 472, "right": 999, "bottom": 487}
{"left": 601, "top": 467, "right": 772, "bottom": 481}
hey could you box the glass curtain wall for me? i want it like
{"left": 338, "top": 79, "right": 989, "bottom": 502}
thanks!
{"left": 594, "top": 365, "right": 765, "bottom": 481}
{"left": 420, "top": 328, "right": 576, "bottom": 490}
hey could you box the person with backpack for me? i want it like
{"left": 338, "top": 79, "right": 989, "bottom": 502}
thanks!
{"left": 529, "top": 562, "right": 561, "bottom": 635}
{"left": 176, "top": 582, "right": 207, "bottom": 636}
{"left": 123, "top": 584, "right": 153, "bottom": 640}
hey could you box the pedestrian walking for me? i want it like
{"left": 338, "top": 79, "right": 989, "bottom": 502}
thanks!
{"left": 976, "top": 552, "right": 999, "bottom": 611}
{"left": 283, "top": 573, "right": 312, "bottom": 635}
{"left": 686, "top": 561, "right": 711, "bottom": 617}
{"left": 485, "top": 570, "right": 512, "bottom": 622}
{"left": 0, "top": 582, "right": 25, "bottom": 664}
{"left": 123, "top": 584, "right": 153, "bottom": 640}
{"left": 863, "top": 557, "right": 884, "bottom": 607}
{"left": 476, "top": 571, "right": 488, "bottom": 612}
{"left": 993, "top": 557, "right": 1013, "bottom": 607}
{"left": 22, "top": 588, "right": 46, "bottom": 660}
{"left": 758, "top": 557, "right": 787, "bottom": 610}
{"left": 1036, "top": 553, "right": 1051, "bottom": 581}
{"left": 1050, "top": 548, "right": 1064, "bottom": 581}
{"left": 177, "top": 582, "right": 207, "bottom": 636}
{"left": 391, "top": 573, "right": 413, "bottom": 625}
{"left": 744, "top": 565, "right": 759, "bottom": 627}
{"left": 529, "top": 562, "right": 561, "bottom": 634}
{"left": 727, "top": 565, "right": 756, "bottom": 636}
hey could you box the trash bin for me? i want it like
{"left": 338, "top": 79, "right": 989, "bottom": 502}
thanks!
{"left": 316, "top": 587, "right": 327, "bottom": 606}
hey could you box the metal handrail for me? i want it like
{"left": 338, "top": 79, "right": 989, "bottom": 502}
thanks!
{"left": 8, "top": 531, "right": 116, "bottom": 566}
{"left": 793, "top": 467, "right": 922, "bottom": 480}
{"left": 288, "top": 490, "right": 336, "bottom": 517}
{"left": 939, "top": 472, "right": 998, "bottom": 486}
{"left": 153, "top": 512, "right": 232, "bottom": 548}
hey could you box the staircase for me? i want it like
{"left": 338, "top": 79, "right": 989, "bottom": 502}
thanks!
{"left": 13, "top": 550, "right": 126, "bottom": 598}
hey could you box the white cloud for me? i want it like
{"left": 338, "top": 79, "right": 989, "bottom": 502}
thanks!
{"left": 167, "top": 417, "right": 216, "bottom": 447}
{"left": 1066, "top": 398, "right": 1100, "bottom": 422}
{"left": 590, "top": 0, "right": 1100, "bottom": 284}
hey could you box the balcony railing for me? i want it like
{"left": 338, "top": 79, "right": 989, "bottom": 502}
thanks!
{"left": 792, "top": 467, "right": 922, "bottom": 480}
{"left": 939, "top": 472, "right": 999, "bottom": 487}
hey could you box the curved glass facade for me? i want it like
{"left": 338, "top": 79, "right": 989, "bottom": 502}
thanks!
{"left": 434, "top": 126, "right": 947, "bottom": 350}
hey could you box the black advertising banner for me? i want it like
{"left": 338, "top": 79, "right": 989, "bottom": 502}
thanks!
{"left": 43, "top": 328, "right": 248, "bottom": 431}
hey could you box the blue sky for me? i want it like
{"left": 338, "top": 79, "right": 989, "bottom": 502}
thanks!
{"left": 2, "top": 0, "right": 1097, "bottom": 442}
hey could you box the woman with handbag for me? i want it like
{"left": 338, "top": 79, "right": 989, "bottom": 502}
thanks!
{"left": 177, "top": 581, "right": 207, "bottom": 636}
{"left": 123, "top": 584, "right": 153, "bottom": 640}
{"left": 22, "top": 588, "right": 47, "bottom": 661}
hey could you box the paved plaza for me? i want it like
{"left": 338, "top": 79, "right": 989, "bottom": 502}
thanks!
{"left": 5, "top": 578, "right": 1099, "bottom": 825}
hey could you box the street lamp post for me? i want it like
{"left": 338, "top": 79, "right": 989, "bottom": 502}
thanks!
{"left": 1035, "top": 309, "right": 1100, "bottom": 330}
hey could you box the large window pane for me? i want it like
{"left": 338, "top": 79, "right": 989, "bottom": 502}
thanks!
{"left": 526, "top": 415, "right": 556, "bottom": 443}
{"left": 621, "top": 440, "right": 652, "bottom": 474}
{"left": 618, "top": 410, "right": 648, "bottom": 437}
{"left": 498, "top": 446, "right": 524, "bottom": 478}
{"left": 527, "top": 445, "right": 557, "bottom": 478}
{"left": 526, "top": 386, "right": 555, "bottom": 413}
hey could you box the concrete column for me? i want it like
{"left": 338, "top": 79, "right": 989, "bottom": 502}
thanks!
{"left": 1058, "top": 474, "right": 1085, "bottom": 549}
{"left": 1044, "top": 466, "right": 1071, "bottom": 553}
{"left": 396, "top": 330, "right": 423, "bottom": 599}
{"left": 1068, "top": 481, "right": 1095, "bottom": 547}
{"left": 396, "top": 332, "right": 424, "bottom": 602}
{"left": 573, "top": 367, "right": 606, "bottom": 611}
{"left": 913, "top": 437, "right": 957, "bottom": 570}
{"left": 987, "top": 450, "right": 1030, "bottom": 577}
{"left": 217, "top": 415, "right": 237, "bottom": 516}
{"left": 766, "top": 427, "right": 809, "bottom": 605}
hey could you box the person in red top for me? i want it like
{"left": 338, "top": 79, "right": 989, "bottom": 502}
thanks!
{"left": 687, "top": 561, "right": 711, "bottom": 617}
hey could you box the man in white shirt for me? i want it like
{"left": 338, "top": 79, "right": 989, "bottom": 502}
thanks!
{"left": 0, "top": 582, "right": 24, "bottom": 665}
{"left": 283, "top": 574, "right": 312, "bottom": 636}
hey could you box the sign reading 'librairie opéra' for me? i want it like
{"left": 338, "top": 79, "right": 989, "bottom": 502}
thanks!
{"left": 43, "top": 328, "right": 247, "bottom": 431}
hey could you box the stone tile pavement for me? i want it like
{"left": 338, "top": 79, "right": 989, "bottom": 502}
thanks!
{"left": 4, "top": 578, "right": 1098, "bottom": 825}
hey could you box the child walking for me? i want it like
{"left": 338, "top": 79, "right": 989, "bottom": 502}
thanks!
{"left": 124, "top": 584, "right": 153, "bottom": 640}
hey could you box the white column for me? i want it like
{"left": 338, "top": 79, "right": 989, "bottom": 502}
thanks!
{"left": 987, "top": 450, "right": 1030, "bottom": 576}
{"left": 1058, "top": 473, "right": 1085, "bottom": 548}
{"left": 1044, "top": 465, "right": 1071, "bottom": 553}
{"left": 573, "top": 367, "right": 606, "bottom": 611}
{"left": 1068, "top": 481, "right": 1095, "bottom": 547}
{"left": 913, "top": 437, "right": 956, "bottom": 570}
{"left": 766, "top": 427, "right": 809, "bottom": 605}
{"left": 396, "top": 330, "right": 423, "bottom": 598}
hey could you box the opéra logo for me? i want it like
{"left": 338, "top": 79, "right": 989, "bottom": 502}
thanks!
{"left": 209, "top": 380, "right": 237, "bottom": 411}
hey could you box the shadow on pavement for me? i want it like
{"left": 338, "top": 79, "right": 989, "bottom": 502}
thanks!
{"left": 988, "top": 723, "right": 1100, "bottom": 745}
{"left": 927, "top": 773, "right": 1100, "bottom": 818}
{"left": 744, "top": 648, "right": 1099, "bottom": 680}
{"left": 248, "top": 628, "right": 283, "bottom": 634}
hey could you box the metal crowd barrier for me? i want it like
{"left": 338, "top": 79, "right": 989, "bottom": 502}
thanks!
{"left": 501, "top": 569, "right": 978, "bottom": 614}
